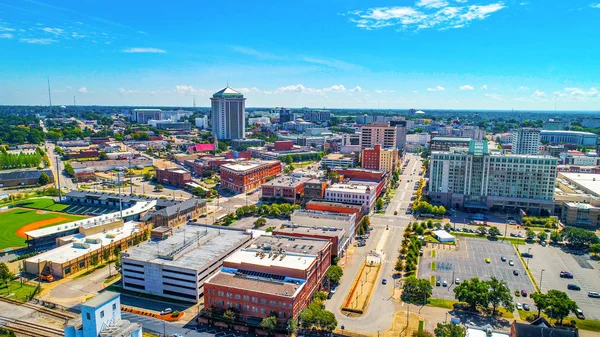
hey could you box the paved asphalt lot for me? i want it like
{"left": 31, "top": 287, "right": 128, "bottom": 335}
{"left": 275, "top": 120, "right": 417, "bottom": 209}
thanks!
{"left": 526, "top": 243, "right": 600, "bottom": 320}
{"left": 419, "top": 238, "right": 535, "bottom": 306}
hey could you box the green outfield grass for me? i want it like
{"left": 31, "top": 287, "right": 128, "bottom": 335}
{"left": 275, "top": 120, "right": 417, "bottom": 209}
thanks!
{"left": 16, "top": 197, "right": 69, "bottom": 212}
{"left": 0, "top": 208, "right": 86, "bottom": 250}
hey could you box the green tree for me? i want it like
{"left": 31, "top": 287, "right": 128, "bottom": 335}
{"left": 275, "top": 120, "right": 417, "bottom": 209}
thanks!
{"left": 38, "top": 172, "right": 51, "bottom": 185}
{"left": 0, "top": 263, "right": 14, "bottom": 286}
{"left": 544, "top": 290, "right": 579, "bottom": 324}
{"left": 395, "top": 259, "right": 404, "bottom": 273}
{"left": 537, "top": 231, "right": 548, "bottom": 243}
{"left": 413, "top": 330, "right": 435, "bottom": 337}
{"left": 550, "top": 230, "right": 563, "bottom": 244}
{"left": 435, "top": 322, "right": 466, "bottom": 337}
{"left": 438, "top": 205, "right": 447, "bottom": 215}
{"left": 402, "top": 276, "right": 433, "bottom": 304}
{"left": 326, "top": 265, "right": 344, "bottom": 284}
{"left": 142, "top": 172, "right": 153, "bottom": 181}
{"left": 98, "top": 152, "right": 109, "bottom": 160}
{"left": 282, "top": 155, "right": 293, "bottom": 165}
{"left": 487, "top": 277, "right": 514, "bottom": 315}
{"left": 64, "top": 162, "right": 74, "bottom": 177}
{"left": 488, "top": 226, "right": 501, "bottom": 238}
{"left": 376, "top": 197, "right": 384, "bottom": 210}
{"left": 253, "top": 217, "right": 267, "bottom": 228}
{"left": 589, "top": 243, "right": 600, "bottom": 256}
{"left": 562, "top": 226, "right": 600, "bottom": 248}
{"left": 526, "top": 228, "right": 536, "bottom": 240}
{"left": 453, "top": 277, "right": 490, "bottom": 311}
{"left": 287, "top": 319, "right": 298, "bottom": 335}
{"left": 531, "top": 292, "right": 549, "bottom": 318}
{"left": 223, "top": 309, "right": 237, "bottom": 328}
{"left": 155, "top": 184, "right": 164, "bottom": 192}
{"left": 477, "top": 226, "right": 487, "bottom": 236}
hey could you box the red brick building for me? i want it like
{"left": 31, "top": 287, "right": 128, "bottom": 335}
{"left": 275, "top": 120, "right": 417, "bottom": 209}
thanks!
{"left": 261, "top": 175, "right": 311, "bottom": 203}
{"left": 204, "top": 236, "right": 332, "bottom": 328}
{"left": 303, "top": 179, "right": 329, "bottom": 202}
{"left": 332, "top": 168, "right": 386, "bottom": 182}
{"left": 220, "top": 161, "right": 281, "bottom": 193}
{"left": 69, "top": 149, "right": 100, "bottom": 159}
{"left": 273, "top": 141, "right": 294, "bottom": 151}
{"left": 305, "top": 200, "right": 364, "bottom": 225}
{"left": 361, "top": 145, "right": 381, "bottom": 170}
{"left": 156, "top": 168, "right": 192, "bottom": 188}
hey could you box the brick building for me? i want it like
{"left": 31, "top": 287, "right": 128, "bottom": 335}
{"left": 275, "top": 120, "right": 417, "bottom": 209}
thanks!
{"left": 305, "top": 200, "right": 364, "bottom": 225}
{"left": 220, "top": 161, "right": 282, "bottom": 193}
{"left": 274, "top": 224, "right": 346, "bottom": 257}
{"left": 361, "top": 145, "right": 398, "bottom": 173}
{"left": 303, "top": 179, "right": 329, "bottom": 202}
{"left": 261, "top": 175, "right": 311, "bottom": 203}
{"left": 204, "top": 236, "right": 332, "bottom": 328}
{"left": 74, "top": 168, "right": 98, "bottom": 182}
{"left": 273, "top": 141, "right": 294, "bottom": 151}
{"left": 156, "top": 168, "right": 192, "bottom": 188}
{"left": 147, "top": 198, "right": 207, "bottom": 228}
{"left": 332, "top": 168, "right": 387, "bottom": 183}
{"left": 69, "top": 149, "right": 100, "bottom": 159}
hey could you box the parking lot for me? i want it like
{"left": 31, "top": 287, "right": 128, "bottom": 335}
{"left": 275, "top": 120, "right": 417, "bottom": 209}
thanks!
{"left": 526, "top": 243, "right": 600, "bottom": 320}
{"left": 419, "top": 238, "right": 535, "bottom": 307}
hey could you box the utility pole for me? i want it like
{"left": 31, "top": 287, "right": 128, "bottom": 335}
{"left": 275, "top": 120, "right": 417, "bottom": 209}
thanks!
{"left": 117, "top": 172, "right": 123, "bottom": 218}
{"left": 540, "top": 269, "right": 545, "bottom": 292}
{"left": 47, "top": 77, "right": 52, "bottom": 108}
{"left": 129, "top": 156, "right": 133, "bottom": 195}
{"left": 55, "top": 155, "right": 62, "bottom": 201}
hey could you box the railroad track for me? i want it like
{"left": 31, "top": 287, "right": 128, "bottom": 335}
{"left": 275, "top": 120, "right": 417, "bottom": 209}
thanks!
{"left": 0, "top": 297, "right": 75, "bottom": 321}
{"left": 0, "top": 315, "right": 63, "bottom": 337}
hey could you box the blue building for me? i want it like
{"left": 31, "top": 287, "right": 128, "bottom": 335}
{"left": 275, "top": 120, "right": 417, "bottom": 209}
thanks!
{"left": 64, "top": 292, "right": 142, "bottom": 337}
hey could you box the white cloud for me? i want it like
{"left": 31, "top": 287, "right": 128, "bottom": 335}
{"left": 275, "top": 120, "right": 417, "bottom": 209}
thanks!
{"left": 78, "top": 87, "right": 88, "bottom": 94}
{"left": 485, "top": 93, "right": 503, "bottom": 100}
{"left": 237, "top": 87, "right": 261, "bottom": 94}
{"left": 374, "top": 89, "right": 396, "bottom": 93}
{"left": 517, "top": 86, "right": 529, "bottom": 91}
{"left": 19, "top": 38, "right": 57, "bottom": 44}
{"left": 122, "top": 47, "right": 166, "bottom": 53}
{"left": 0, "top": 26, "right": 15, "bottom": 32}
{"left": 175, "top": 85, "right": 210, "bottom": 95}
{"left": 459, "top": 84, "right": 474, "bottom": 90}
{"left": 230, "top": 46, "right": 280, "bottom": 59}
{"left": 41, "top": 27, "right": 64, "bottom": 35}
{"left": 417, "top": 0, "right": 449, "bottom": 8}
{"left": 347, "top": 1, "right": 505, "bottom": 31}
{"left": 0, "top": 33, "right": 13, "bottom": 39}
{"left": 427, "top": 85, "right": 445, "bottom": 91}
{"left": 455, "top": 0, "right": 468, "bottom": 2}
{"left": 590, "top": 3, "right": 600, "bottom": 8}
{"left": 481, "top": 84, "right": 488, "bottom": 90}
{"left": 273, "top": 84, "right": 362, "bottom": 95}
{"left": 532, "top": 90, "right": 546, "bottom": 98}
{"left": 563, "top": 87, "right": 600, "bottom": 97}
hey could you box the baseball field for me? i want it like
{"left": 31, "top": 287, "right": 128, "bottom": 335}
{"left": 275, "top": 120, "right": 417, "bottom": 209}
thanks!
{"left": 0, "top": 208, "right": 87, "bottom": 250}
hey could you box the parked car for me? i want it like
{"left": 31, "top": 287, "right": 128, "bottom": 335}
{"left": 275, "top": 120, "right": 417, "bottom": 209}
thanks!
{"left": 382, "top": 279, "right": 387, "bottom": 285}
{"left": 485, "top": 258, "right": 491, "bottom": 263}
{"left": 455, "top": 278, "right": 461, "bottom": 285}
{"left": 523, "top": 303, "right": 530, "bottom": 311}
{"left": 513, "top": 270, "right": 519, "bottom": 276}
{"left": 436, "top": 278, "right": 441, "bottom": 286}
{"left": 540, "top": 241, "right": 547, "bottom": 247}
{"left": 443, "top": 280, "right": 448, "bottom": 287}
{"left": 160, "top": 308, "right": 173, "bottom": 315}
{"left": 514, "top": 290, "right": 521, "bottom": 297}
{"left": 568, "top": 284, "right": 581, "bottom": 291}
{"left": 501, "top": 256, "right": 506, "bottom": 262}
{"left": 560, "top": 271, "right": 574, "bottom": 279}
{"left": 521, "top": 290, "right": 528, "bottom": 297}
{"left": 588, "top": 292, "right": 600, "bottom": 298}
{"left": 509, "top": 260, "right": 515, "bottom": 266}
{"left": 521, "top": 252, "right": 533, "bottom": 258}
{"left": 575, "top": 309, "right": 585, "bottom": 320}
{"left": 516, "top": 303, "right": 523, "bottom": 310}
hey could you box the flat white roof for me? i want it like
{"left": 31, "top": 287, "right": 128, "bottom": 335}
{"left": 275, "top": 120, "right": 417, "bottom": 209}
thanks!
{"left": 27, "top": 221, "right": 141, "bottom": 264}
{"left": 561, "top": 172, "right": 600, "bottom": 197}
{"left": 25, "top": 200, "right": 156, "bottom": 238}
{"left": 225, "top": 250, "right": 316, "bottom": 271}
{"left": 466, "top": 327, "right": 509, "bottom": 337}
{"left": 326, "top": 182, "right": 376, "bottom": 194}
{"left": 222, "top": 161, "right": 274, "bottom": 172}
{"left": 433, "top": 230, "right": 455, "bottom": 240}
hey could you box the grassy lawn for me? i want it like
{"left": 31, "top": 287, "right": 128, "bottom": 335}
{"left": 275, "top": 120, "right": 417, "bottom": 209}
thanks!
{"left": 431, "top": 261, "right": 437, "bottom": 271}
{"left": 424, "top": 235, "right": 439, "bottom": 243}
{"left": 453, "top": 232, "right": 525, "bottom": 245}
{"left": 418, "top": 320, "right": 424, "bottom": 332}
{"left": 431, "top": 249, "right": 437, "bottom": 258}
{"left": 0, "top": 280, "right": 39, "bottom": 302}
{"left": 0, "top": 208, "right": 86, "bottom": 249}
{"left": 428, "top": 298, "right": 457, "bottom": 309}
{"left": 16, "top": 197, "right": 69, "bottom": 212}
{"left": 497, "top": 307, "right": 514, "bottom": 319}
{"left": 430, "top": 276, "right": 436, "bottom": 286}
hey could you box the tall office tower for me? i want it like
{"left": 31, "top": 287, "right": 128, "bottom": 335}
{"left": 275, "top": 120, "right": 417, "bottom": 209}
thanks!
{"left": 360, "top": 122, "right": 397, "bottom": 149}
{"left": 511, "top": 127, "right": 540, "bottom": 155}
{"left": 276, "top": 107, "right": 293, "bottom": 123}
{"left": 428, "top": 140, "right": 557, "bottom": 215}
{"left": 210, "top": 86, "right": 246, "bottom": 140}
{"left": 390, "top": 120, "right": 407, "bottom": 150}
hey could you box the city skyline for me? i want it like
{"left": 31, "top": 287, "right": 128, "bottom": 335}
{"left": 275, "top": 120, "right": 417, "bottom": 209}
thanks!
{"left": 1, "top": 0, "right": 600, "bottom": 110}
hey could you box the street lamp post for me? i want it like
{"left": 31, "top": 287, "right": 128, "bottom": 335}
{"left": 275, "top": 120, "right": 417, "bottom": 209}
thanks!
{"left": 539, "top": 269, "right": 545, "bottom": 292}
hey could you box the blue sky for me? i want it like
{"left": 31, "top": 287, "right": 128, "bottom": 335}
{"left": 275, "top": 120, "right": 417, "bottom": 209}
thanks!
{"left": 1, "top": 0, "right": 600, "bottom": 110}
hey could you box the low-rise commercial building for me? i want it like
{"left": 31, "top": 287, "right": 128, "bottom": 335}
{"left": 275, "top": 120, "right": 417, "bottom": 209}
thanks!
{"left": 261, "top": 175, "right": 311, "bottom": 203}
{"left": 220, "top": 161, "right": 282, "bottom": 193}
{"left": 155, "top": 167, "right": 192, "bottom": 188}
{"left": 204, "top": 235, "right": 332, "bottom": 328}
{"left": 321, "top": 153, "right": 358, "bottom": 168}
{"left": 71, "top": 157, "right": 153, "bottom": 172}
{"left": 430, "top": 137, "right": 472, "bottom": 152}
{"left": 303, "top": 179, "right": 329, "bottom": 202}
{"left": 561, "top": 202, "right": 600, "bottom": 228}
{"left": 273, "top": 224, "right": 346, "bottom": 257}
{"left": 0, "top": 169, "right": 54, "bottom": 187}
{"left": 324, "top": 181, "right": 379, "bottom": 211}
{"left": 121, "top": 225, "right": 251, "bottom": 303}
{"left": 146, "top": 198, "right": 207, "bottom": 228}
{"left": 305, "top": 200, "right": 364, "bottom": 223}
{"left": 541, "top": 130, "right": 598, "bottom": 146}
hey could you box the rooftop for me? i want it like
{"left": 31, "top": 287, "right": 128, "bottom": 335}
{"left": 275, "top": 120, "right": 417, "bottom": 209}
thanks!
{"left": 83, "top": 291, "right": 119, "bottom": 308}
{"left": 27, "top": 221, "right": 141, "bottom": 264}
{"left": 432, "top": 137, "right": 472, "bottom": 142}
{"left": 262, "top": 175, "right": 311, "bottom": 187}
{"left": 212, "top": 86, "right": 244, "bottom": 98}
{"left": 292, "top": 209, "right": 355, "bottom": 222}
{"left": 565, "top": 202, "right": 600, "bottom": 210}
{"left": 326, "top": 182, "right": 378, "bottom": 194}
{"left": 221, "top": 160, "right": 279, "bottom": 172}
{"left": 207, "top": 269, "right": 303, "bottom": 297}
{"left": 560, "top": 172, "right": 600, "bottom": 197}
{"left": 224, "top": 249, "right": 317, "bottom": 271}
{"left": 323, "top": 153, "right": 357, "bottom": 160}
{"left": 122, "top": 224, "right": 249, "bottom": 270}
{"left": 306, "top": 200, "right": 363, "bottom": 211}
{"left": 541, "top": 130, "right": 598, "bottom": 136}
{"left": 275, "top": 225, "right": 345, "bottom": 239}
{"left": 249, "top": 235, "right": 329, "bottom": 256}
{"left": 153, "top": 198, "right": 206, "bottom": 217}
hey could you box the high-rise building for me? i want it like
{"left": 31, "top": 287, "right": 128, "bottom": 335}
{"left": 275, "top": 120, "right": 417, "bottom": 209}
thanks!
{"left": 390, "top": 120, "right": 407, "bottom": 150}
{"left": 361, "top": 145, "right": 398, "bottom": 172}
{"left": 210, "top": 86, "right": 246, "bottom": 140}
{"left": 360, "top": 122, "right": 397, "bottom": 149}
{"left": 195, "top": 115, "right": 209, "bottom": 129}
{"left": 276, "top": 107, "right": 293, "bottom": 123}
{"left": 512, "top": 128, "right": 540, "bottom": 155}
{"left": 429, "top": 140, "right": 557, "bottom": 214}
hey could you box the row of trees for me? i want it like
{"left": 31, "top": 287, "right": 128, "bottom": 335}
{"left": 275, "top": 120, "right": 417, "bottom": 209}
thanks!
{"left": 454, "top": 277, "right": 513, "bottom": 315}
{"left": 411, "top": 201, "right": 446, "bottom": 216}
{"left": 0, "top": 151, "right": 43, "bottom": 169}
{"left": 397, "top": 225, "right": 424, "bottom": 276}
{"left": 234, "top": 203, "right": 301, "bottom": 219}
{"left": 299, "top": 297, "right": 337, "bottom": 332}
{"left": 531, "top": 290, "right": 579, "bottom": 324}
{"left": 402, "top": 276, "right": 433, "bottom": 304}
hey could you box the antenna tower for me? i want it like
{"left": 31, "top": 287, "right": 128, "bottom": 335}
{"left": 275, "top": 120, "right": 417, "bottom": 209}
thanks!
{"left": 47, "top": 77, "right": 52, "bottom": 108}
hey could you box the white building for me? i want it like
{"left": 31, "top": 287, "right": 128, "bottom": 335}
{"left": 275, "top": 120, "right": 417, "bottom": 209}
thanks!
{"left": 211, "top": 86, "right": 246, "bottom": 140}
{"left": 120, "top": 224, "right": 250, "bottom": 303}
{"left": 406, "top": 132, "right": 430, "bottom": 146}
{"left": 324, "top": 182, "right": 378, "bottom": 211}
{"left": 432, "top": 230, "right": 455, "bottom": 243}
{"left": 321, "top": 153, "right": 358, "bottom": 168}
{"left": 64, "top": 292, "right": 142, "bottom": 337}
{"left": 161, "top": 110, "right": 193, "bottom": 122}
{"left": 512, "top": 128, "right": 540, "bottom": 155}
{"left": 248, "top": 117, "right": 271, "bottom": 126}
{"left": 195, "top": 116, "right": 209, "bottom": 129}
{"left": 291, "top": 209, "right": 357, "bottom": 239}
